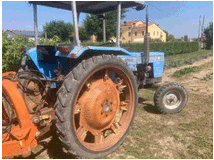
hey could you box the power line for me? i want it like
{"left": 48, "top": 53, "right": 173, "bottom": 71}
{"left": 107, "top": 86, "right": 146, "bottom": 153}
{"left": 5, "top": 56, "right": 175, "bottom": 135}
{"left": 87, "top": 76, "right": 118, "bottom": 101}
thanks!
{"left": 146, "top": 2, "right": 169, "bottom": 15}
{"left": 146, "top": 2, "right": 184, "bottom": 18}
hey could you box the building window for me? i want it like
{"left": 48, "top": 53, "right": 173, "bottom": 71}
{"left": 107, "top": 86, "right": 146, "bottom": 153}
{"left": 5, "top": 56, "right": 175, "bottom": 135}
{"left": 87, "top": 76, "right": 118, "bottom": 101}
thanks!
{"left": 142, "top": 31, "right": 144, "bottom": 36}
{"left": 153, "top": 31, "right": 155, "bottom": 35}
{"left": 135, "top": 32, "right": 137, "bottom": 36}
{"left": 128, "top": 32, "right": 131, "bottom": 37}
{"left": 160, "top": 32, "right": 162, "bottom": 35}
{"left": 128, "top": 40, "right": 131, "bottom": 43}
{"left": 157, "top": 31, "right": 159, "bottom": 36}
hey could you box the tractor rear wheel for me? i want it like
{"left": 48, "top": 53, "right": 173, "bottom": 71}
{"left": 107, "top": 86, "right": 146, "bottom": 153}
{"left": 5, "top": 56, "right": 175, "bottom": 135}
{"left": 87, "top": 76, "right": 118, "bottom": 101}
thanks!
{"left": 54, "top": 55, "right": 138, "bottom": 158}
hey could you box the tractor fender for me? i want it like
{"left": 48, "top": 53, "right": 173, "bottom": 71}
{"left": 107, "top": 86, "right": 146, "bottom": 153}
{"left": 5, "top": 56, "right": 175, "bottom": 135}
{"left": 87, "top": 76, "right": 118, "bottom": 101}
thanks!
{"left": 55, "top": 46, "right": 133, "bottom": 59}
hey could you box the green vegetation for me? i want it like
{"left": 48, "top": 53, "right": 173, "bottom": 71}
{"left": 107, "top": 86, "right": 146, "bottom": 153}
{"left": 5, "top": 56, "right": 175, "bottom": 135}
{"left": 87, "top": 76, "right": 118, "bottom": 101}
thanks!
{"left": 173, "top": 61, "right": 213, "bottom": 78}
{"left": 165, "top": 50, "right": 213, "bottom": 69}
{"left": 2, "top": 32, "right": 34, "bottom": 72}
{"left": 173, "top": 66, "right": 202, "bottom": 78}
{"left": 204, "top": 22, "right": 213, "bottom": 49}
{"left": 82, "top": 41, "right": 199, "bottom": 56}
{"left": 43, "top": 20, "right": 73, "bottom": 41}
{"left": 204, "top": 72, "right": 213, "bottom": 81}
{"left": 2, "top": 33, "right": 66, "bottom": 72}
{"left": 184, "top": 35, "right": 188, "bottom": 41}
{"left": 83, "top": 10, "right": 126, "bottom": 41}
{"left": 120, "top": 41, "right": 199, "bottom": 56}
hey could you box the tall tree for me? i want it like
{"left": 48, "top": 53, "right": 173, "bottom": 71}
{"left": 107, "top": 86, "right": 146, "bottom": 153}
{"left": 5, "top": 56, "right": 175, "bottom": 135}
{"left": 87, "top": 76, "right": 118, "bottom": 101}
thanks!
{"left": 204, "top": 22, "right": 213, "bottom": 49}
{"left": 43, "top": 20, "right": 73, "bottom": 41}
{"left": 83, "top": 10, "right": 127, "bottom": 42}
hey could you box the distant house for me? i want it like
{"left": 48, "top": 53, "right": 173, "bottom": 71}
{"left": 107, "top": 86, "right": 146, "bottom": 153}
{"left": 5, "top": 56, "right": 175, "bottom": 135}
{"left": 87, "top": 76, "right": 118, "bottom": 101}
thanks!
{"left": 5, "top": 30, "right": 19, "bottom": 39}
{"left": 5, "top": 30, "right": 43, "bottom": 41}
{"left": 119, "top": 20, "right": 166, "bottom": 43}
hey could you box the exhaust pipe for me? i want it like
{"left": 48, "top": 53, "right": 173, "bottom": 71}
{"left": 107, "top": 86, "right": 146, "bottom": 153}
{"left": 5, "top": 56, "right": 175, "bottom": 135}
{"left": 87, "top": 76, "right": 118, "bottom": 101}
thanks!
{"left": 143, "top": 5, "right": 150, "bottom": 66}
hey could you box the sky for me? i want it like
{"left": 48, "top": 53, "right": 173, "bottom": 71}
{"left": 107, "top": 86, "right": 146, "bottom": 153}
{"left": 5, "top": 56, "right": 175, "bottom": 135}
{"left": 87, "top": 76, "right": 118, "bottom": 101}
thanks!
{"left": 2, "top": 1, "right": 213, "bottom": 38}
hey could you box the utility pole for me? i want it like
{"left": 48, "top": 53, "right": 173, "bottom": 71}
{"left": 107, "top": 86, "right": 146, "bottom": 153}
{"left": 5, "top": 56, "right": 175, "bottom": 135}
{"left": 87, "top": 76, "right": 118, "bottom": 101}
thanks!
{"left": 201, "top": 15, "right": 205, "bottom": 38}
{"left": 143, "top": 5, "right": 150, "bottom": 66}
{"left": 198, "top": 15, "right": 201, "bottom": 39}
{"left": 198, "top": 15, "right": 201, "bottom": 49}
{"left": 103, "top": 13, "right": 106, "bottom": 42}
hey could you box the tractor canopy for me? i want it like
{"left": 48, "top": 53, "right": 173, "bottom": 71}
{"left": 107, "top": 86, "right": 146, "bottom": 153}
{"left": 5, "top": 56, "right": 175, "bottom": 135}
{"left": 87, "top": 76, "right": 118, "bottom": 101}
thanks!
{"left": 28, "top": 1, "right": 145, "bottom": 14}
{"left": 28, "top": 1, "right": 145, "bottom": 47}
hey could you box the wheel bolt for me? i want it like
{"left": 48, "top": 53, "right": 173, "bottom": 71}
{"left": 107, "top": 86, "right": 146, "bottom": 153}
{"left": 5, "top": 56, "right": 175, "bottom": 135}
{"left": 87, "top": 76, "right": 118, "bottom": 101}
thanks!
{"left": 35, "top": 132, "right": 40, "bottom": 137}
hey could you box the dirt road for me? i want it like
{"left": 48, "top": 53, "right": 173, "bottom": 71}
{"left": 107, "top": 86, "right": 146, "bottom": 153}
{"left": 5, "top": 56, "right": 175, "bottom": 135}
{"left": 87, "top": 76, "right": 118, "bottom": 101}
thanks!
{"left": 162, "top": 56, "right": 213, "bottom": 96}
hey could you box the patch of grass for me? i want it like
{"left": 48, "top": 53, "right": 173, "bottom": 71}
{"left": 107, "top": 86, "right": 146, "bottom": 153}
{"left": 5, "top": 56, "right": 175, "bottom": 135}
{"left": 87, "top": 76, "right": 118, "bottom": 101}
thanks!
{"left": 204, "top": 72, "right": 213, "bottom": 81}
{"left": 173, "top": 66, "right": 202, "bottom": 78}
{"left": 173, "top": 61, "right": 213, "bottom": 78}
{"left": 165, "top": 50, "right": 213, "bottom": 69}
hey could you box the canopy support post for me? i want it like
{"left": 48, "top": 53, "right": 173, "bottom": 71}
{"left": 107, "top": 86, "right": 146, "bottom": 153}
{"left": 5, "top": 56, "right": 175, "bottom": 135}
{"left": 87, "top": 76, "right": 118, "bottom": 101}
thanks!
{"left": 71, "top": 1, "right": 80, "bottom": 46}
{"left": 33, "top": 4, "right": 38, "bottom": 46}
{"left": 116, "top": 1, "right": 121, "bottom": 47}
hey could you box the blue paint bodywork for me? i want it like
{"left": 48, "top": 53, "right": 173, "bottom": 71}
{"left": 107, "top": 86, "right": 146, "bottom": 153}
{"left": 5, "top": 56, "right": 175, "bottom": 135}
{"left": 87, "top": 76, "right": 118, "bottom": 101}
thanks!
{"left": 25, "top": 46, "right": 165, "bottom": 87}
{"left": 118, "top": 52, "right": 164, "bottom": 78}
{"left": 26, "top": 48, "right": 58, "bottom": 79}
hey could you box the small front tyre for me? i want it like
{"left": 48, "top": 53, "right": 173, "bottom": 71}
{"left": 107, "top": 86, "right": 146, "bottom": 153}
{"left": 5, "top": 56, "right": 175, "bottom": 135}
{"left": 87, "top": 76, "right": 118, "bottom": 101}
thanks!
{"left": 154, "top": 82, "right": 188, "bottom": 114}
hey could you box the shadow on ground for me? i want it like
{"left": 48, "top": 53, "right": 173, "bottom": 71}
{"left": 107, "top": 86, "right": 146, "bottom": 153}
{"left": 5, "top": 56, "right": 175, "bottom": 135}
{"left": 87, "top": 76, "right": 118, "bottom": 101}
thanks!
{"left": 138, "top": 97, "right": 162, "bottom": 114}
{"left": 21, "top": 132, "right": 76, "bottom": 159}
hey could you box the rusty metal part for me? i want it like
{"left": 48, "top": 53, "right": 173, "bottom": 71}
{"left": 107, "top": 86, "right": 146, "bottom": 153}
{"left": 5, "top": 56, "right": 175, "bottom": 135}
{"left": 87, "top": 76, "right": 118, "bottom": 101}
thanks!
{"left": 34, "top": 107, "right": 55, "bottom": 139}
{"left": 73, "top": 67, "right": 135, "bottom": 151}
{"left": 2, "top": 72, "right": 39, "bottom": 158}
{"left": 40, "top": 107, "right": 55, "bottom": 122}
{"left": 22, "top": 79, "right": 43, "bottom": 113}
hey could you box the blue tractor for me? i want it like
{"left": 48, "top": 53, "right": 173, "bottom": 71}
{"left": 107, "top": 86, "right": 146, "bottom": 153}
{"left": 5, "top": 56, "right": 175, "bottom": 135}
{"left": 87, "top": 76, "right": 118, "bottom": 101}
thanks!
{"left": 16, "top": 1, "right": 187, "bottom": 158}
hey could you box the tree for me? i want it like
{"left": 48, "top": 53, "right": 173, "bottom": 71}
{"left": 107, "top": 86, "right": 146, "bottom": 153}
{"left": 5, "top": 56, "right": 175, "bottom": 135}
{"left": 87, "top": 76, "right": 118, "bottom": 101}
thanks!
{"left": 79, "top": 27, "right": 90, "bottom": 42}
{"left": 43, "top": 20, "right": 73, "bottom": 41}
{"left": 184, "top": 35, "right": 188, "bottom": 41}
{"left": 83, "top": 10, "right": 127, "bottom": 42}
{"left": 163, "top": 30, "right": 175, "bottom": 41}
{"left": 167, "top": 34, "right": 175, "bottom": 41}
{"left": 204, "top": 22, "right": 213, "bottom": 49}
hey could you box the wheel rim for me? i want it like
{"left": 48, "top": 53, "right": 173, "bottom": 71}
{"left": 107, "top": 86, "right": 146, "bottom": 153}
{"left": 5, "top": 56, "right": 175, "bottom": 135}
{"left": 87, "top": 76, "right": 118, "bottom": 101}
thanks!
{"left": 73, "top": 66, "right": 135, "bottom": 151}
{"left": 163, "top": 91, "right": 182, "bottom": 110}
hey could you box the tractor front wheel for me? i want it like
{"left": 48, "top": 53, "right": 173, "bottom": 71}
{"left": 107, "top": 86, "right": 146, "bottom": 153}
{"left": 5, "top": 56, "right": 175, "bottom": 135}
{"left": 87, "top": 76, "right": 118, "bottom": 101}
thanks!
{"left": 154, "top": 82, "right": 188, "bottom": 114}
{"left": 54, "top": 55, "right": 138, "bottom": 158}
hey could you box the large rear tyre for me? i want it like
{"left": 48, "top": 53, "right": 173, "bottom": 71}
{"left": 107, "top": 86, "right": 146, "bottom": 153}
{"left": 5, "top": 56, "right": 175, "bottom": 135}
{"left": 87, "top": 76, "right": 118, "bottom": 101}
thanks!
{"left": 154, "top": 82, "right": 188, "bottom": 114}
{"left": 54, "top": 55, "right": 138, "bottom": 158}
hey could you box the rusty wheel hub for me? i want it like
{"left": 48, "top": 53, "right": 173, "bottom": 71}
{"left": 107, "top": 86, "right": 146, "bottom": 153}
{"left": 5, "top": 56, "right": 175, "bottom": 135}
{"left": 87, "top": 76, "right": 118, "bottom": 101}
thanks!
{"left": 73, "top": 67, "right": 135, "bottom": 151}
{"left": 79, "top": 78, "right": 120, "bottom": 134}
